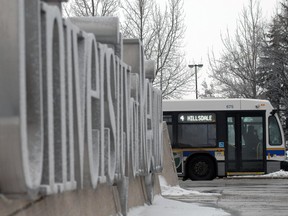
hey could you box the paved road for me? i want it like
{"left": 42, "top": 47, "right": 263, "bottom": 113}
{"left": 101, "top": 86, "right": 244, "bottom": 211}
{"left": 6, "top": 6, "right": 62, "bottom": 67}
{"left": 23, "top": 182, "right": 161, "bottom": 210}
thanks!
{"left": 165, "top": 178, "right": 288, "bottom": 216}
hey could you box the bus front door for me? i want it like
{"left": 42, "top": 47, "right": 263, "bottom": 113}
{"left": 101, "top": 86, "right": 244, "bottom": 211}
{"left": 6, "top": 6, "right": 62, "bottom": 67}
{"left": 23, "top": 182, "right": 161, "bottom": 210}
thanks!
{"left": 226, "top": 114, "right": 265, "bottom": 174}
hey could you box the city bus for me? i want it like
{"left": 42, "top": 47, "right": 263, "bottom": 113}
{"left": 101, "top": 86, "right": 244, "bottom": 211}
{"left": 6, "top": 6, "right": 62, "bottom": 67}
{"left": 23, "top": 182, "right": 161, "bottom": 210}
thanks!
{"left": 163, "top": 98, "right": 288, "bottom": 180}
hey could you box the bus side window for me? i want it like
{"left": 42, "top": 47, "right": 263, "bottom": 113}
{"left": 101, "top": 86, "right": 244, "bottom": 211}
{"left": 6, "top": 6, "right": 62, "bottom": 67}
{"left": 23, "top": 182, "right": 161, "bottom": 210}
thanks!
{"left": 177, "top": 113, "right": 217, "bottom": 147}
{"left": 269, "top": 116, "right": 282, "bottom": 145}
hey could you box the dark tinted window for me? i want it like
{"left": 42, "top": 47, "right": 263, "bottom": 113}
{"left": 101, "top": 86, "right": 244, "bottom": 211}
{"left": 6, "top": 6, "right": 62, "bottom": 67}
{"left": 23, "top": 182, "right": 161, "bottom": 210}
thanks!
{"left": 177, "top": 113, "right": 216, "bottom": 147}
{"left": 269, "top": 116, "right": 282, "bottom": 146}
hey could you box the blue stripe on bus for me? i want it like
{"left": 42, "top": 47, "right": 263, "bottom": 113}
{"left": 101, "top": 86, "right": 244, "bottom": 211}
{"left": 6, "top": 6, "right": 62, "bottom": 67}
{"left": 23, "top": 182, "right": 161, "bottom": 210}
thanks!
{"left": 266, "top": 150, "right": 285, "bottom": 156}
{"left": 183, "top": 151, "right": 215, "bottom": 157}
{"left": 182, "top": 149, "right": 285, "bottom": 157}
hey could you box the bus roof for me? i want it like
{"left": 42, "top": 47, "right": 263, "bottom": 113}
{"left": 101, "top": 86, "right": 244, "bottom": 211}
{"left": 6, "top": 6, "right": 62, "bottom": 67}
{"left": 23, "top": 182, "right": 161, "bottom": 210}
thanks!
{"left": 163, "top": 98, "right": 274, "bottom": 112}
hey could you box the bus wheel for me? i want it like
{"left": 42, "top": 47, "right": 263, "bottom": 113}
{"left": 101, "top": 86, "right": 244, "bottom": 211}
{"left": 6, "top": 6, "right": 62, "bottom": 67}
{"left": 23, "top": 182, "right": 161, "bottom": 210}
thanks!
{"left": 187, "top": 155, "right": 215, "bottom": 180}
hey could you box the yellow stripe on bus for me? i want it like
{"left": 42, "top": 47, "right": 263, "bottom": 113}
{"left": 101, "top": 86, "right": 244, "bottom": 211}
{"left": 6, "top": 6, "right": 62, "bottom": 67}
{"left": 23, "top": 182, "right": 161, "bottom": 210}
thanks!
{"left": 266, "top": 148, "right": 285, "bottom": 151}
{"left": 227, "top": 172, "right": 265, "bottom": 176}
{"left": 172, "top": 148, "right": 224, "bottom": 152}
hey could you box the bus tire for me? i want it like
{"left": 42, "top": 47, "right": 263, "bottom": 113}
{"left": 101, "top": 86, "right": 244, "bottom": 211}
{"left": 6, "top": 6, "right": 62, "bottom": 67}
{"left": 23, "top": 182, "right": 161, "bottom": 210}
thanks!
{"left": 187, "top": 155, "right": 215, "bottom": 180}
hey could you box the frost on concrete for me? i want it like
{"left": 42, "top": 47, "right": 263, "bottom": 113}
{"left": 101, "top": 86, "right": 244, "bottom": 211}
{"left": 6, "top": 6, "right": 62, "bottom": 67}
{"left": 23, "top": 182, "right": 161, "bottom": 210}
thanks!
{"left": 0, "top": 1, "right": 163, "bottom": 209}
{"left": 0, "top": 0, "right": 43, "bottom": 196}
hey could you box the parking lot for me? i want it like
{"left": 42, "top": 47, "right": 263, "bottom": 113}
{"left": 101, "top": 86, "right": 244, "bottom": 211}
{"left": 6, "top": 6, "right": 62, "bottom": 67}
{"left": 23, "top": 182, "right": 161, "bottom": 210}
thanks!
{"left": 165, "top": 178, "right": 288, "bottom": 216}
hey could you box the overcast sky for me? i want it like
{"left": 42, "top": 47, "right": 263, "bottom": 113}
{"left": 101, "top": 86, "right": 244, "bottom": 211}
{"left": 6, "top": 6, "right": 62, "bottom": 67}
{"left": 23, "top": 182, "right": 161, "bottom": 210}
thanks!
{"left": 181, "top": 0, "right": 280, "bottom": 98}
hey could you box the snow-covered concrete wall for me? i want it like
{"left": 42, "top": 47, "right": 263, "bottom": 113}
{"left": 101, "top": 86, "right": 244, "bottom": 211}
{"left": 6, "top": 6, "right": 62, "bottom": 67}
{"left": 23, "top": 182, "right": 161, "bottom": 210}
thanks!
{"left": 0, "top": 0, "right": 163, "bottom": 215}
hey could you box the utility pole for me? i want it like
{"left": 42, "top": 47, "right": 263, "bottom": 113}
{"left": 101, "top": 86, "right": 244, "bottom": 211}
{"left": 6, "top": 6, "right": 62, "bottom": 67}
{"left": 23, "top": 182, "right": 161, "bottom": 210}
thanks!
{"left": 188, "top": 64, "right": 203, "bottom": 99}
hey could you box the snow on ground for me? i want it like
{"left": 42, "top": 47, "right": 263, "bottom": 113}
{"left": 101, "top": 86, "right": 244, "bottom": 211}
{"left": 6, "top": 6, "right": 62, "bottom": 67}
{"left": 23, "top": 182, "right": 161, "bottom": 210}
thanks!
{"left": 127, "top": 171, "right": 288, "bottom": 216}
{"left": 230, "top": 170, "right": 288, "bottom": 178}
{"left": 127, "top": 175, "right": 229, "bottom": 216}
{"left": 262, "top": 170, "right": 288, "bottom": 177}
{"left": 159, "top": 175, "right": 220, "bottom": 196}
{"left": 127, "top": 195, "right": 229, "bottom": 216}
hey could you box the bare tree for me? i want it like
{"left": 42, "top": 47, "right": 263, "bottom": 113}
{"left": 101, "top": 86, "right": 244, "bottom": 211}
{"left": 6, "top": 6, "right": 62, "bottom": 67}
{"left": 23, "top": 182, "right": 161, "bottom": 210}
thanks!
{"left": 200, "top": 80, "right": 216, "bottom": 98}
{"left": 63, "top": 0, "right": 192, "bottom": 99}
{"left": 121, "top": 0, "right": 193, "bottom": 99}
{"left": 209, "top": 0, "right": 266, "bottom": 98}
{"left": 63, "top": 0, "right": 119, "bottom": 17}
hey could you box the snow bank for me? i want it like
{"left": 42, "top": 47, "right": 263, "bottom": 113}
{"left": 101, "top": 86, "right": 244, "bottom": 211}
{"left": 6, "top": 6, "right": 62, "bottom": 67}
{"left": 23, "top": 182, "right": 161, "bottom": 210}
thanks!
{"left": 127, "top": 175, "right": 229, "bottom": 216}
{"left": 231, "top": 170, "right": 288, "bottom": 178}
{"left": 159, "top": 175, "right": 220, "bottom": 196}
{"left": 127, "top": 195, "right": 229, "bottom": 216}
{"left": 263, "top": 170, "right": 288, "bottom": 177}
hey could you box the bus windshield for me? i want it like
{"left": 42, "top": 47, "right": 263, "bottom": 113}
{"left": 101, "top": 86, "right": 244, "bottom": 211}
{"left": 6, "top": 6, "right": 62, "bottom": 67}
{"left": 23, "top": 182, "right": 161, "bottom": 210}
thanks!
{"left": 269, "top": 115, "right": 282, "bottom": 145}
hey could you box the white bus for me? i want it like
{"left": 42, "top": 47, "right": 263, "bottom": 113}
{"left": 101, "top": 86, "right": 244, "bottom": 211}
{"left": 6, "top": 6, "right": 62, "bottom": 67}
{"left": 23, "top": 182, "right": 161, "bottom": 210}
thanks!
{"left": 163, "top": 98, "right": 288, "bottom": 180}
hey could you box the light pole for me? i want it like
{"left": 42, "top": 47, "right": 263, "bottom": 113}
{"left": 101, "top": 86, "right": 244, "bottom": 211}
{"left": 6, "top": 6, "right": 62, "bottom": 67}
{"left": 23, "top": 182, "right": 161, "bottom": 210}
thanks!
{"left": 188, "top": 64, "right": 203, "bottom": 99}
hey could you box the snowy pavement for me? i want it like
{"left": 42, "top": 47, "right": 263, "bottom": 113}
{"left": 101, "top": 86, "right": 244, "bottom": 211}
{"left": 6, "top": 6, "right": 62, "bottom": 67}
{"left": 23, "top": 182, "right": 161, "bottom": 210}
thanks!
{"left": 127, "top": 195, "right": 229, "bottom": 216}
{"left": 228, "top": 169, "right": 288, "bottom": 179}
{"left": 127, "top": 175, "right": 230, "bottom": 216}
{"left": 127, "top": 171, "right": 288, "bottom": 216}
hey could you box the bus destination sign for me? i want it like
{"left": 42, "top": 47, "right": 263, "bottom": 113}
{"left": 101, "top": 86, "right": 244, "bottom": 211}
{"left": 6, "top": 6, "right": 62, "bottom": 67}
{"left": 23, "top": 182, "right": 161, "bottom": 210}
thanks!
{"left": 178, "top": 113, "right": 216, "bottom": 123}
